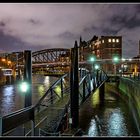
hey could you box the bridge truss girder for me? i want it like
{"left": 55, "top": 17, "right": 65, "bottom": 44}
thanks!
{"left": 32, "top": 48, "right": 70, "bottom": 64}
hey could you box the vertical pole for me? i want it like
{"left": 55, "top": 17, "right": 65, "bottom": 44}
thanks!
{"left": 61, "top": 78, "right": 63, "bottom": 99}
{"left": 70, "top": 41, "right": 79, "bottom": 128}
{"left": 70, "top": 48, "right": 74, "bottom": 128}
{"left": 17, "top": 53, "right": 20, "bottom": 81}
{"left": 0, "top": 117, "right": 2, "bottom": 136}
{"left": 83, "top": 79, "right": 86, "bottom": 102}
{"left": 99, "top": 83, "right": 105, "bottom": 103}
{"left": 114, "top": 64, "right": 117, "bottom": 76}
{"left": 24, "top": 50, "right": 32, "bottom": 108}
{"left": 96, "top": 70, "right": 99, "bottom": 86}
{"left": 51, "top": 89, "right": 53, "bottom": 104}
{"left": 31, "top": 120, "right": 35, "bottom": 136}
{"left": 88, "top": 74, "right": 91, "bottom": 93}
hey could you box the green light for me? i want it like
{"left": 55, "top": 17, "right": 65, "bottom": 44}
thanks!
{"left": 90, "top": 57, "right": 96, "bottom": 62}
{"left": 20, "top": 81, "right": 29, "bottom": 93}
{"left": 113, "top": 56, "right": 119, "bottom": 63}
{"left": 95, "top": 64, "right": 100, "bottom": 70}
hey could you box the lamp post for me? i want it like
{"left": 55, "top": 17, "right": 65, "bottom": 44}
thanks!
{"left": 94, "top": 64, "right": 100, "bottom": 86}
{"left": 112, "top": 56, "right": 119, "bottom": 76}
{"left": 90, "top": 56, "right": 96, "bottom": 72}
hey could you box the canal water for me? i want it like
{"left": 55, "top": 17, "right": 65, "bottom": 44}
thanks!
{"left": 79, "top": 83, "right": 139, "bottom": 136}
{"left": 0, "top": 75, "right": 59, "bottom": 116}
{"left": 0, "top": 76, "right": 139, "bottom": 136}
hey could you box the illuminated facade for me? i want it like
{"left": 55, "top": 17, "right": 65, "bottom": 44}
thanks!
{"left": 79, "top": 35, "right": 122, "bottom": 74}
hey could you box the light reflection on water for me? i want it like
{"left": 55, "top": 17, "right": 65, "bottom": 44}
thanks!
{"left": 107, "top": 108, "right": 127, "bottom": 136}
{"left": 79, "top": 87, "right": 139, "bottom": 136}
{"left": 0, "top": 75, "right": 59, "bottom": 116}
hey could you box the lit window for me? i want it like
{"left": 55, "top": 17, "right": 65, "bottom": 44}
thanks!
{"left": 112, "top": 39, "right": 115, "bottom": 42}
{"left": 116, "top": 39, "right": 119, "bottom": 42}
{"left": 108, "top": 39, "right": 111, "bottom": 42}
{"left": 102, "top": 40, "right": 104, "bottom": 43}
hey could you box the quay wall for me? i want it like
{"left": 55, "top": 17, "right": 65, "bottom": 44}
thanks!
{"left": 119, "top": 78, "right": 140, "bottom": 134}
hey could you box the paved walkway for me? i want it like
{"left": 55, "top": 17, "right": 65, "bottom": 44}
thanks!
{"left": 3, "top": 94, "right": 70, "bottom": 136}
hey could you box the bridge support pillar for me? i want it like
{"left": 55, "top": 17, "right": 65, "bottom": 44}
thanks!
{"left": 70, "top": 41, "right": 79, "bottom": 129}
{"left": 24, "top": 50, "right": 32, "bottom": 108}
{"left": 99, "top": 83, "right": 105, "bottom": 102}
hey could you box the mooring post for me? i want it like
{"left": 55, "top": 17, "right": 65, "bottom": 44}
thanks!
{"left": 70, "top": 41, "right": 79, "bottom": 129}
{"left": 24, "top": 50, "right": 32, "bottom": 108}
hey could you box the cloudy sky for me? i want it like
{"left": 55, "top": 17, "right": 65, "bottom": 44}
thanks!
{"left": 0, "top": 3, "right": 140, "bottom": 58}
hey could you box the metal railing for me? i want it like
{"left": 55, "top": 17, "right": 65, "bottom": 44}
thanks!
{"left": 0, "top": 69, "right": 108, "bottom": 136}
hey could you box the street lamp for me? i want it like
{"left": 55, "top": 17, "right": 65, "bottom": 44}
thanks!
{"left": 112, "top": 56, "right": 120, "bottom": 75}
{"left": 19, "top": 81, "right": 29, "bottom": 93}
{"left": 113, "top": 56, "right": 119, "bottom": 63}
{"left": 94, "top": 64, "right": 100, "bottom": 70}
{"left": 90, "top": 56, "right": 96, "bottom": 72}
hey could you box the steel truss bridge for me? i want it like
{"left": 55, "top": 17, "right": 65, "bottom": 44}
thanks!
{"left": 3, "top": 48, "right": 140, "bottom": 75}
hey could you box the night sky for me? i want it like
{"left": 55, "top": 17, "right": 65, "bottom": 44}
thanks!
{"left": 0, "top": 3, "right": 140, "bottom": 58}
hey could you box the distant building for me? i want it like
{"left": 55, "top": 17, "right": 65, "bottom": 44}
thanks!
{"left": 100, "top": 36, "right": 122, "bottom": 74}
{"left": 130, "top": 40, "right": 140, "bottom": 76}
{"left": 79, "top": 35, "right": 122, "bottom": 74}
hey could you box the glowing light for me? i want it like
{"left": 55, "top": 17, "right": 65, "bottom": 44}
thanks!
{"left": 113, "top": 56, "right": 119, "bottom": 63}
{"left": 112, "top": 39, "right": 115, "bottom": 42}
{"left": 1, "top": 58, "right": 6, "bottom": 62}
{"left": 90, "top": 57, "right": 96, "bottom": 62}
{"left": 108, "top": 39, "right": 111, "bottom": 42}
{"left": 20, "top": 81, "right": 29, "bottom": 93}
{"left": 8, "top": 60, "right": 11, "bottom": 64}
{"left": 116, "top": 39, "right": 119, "bottom": 43}
{"left": 95, "top": 64, "right": 100, "bottom": 70}
{"left": 121, "top": 58, "right": 126, "bottom": 62}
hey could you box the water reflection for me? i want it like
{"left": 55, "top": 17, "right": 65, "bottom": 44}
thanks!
{"left": 79, "top": 84, "right": 139, "bottom": 136}
{"left": 88, "top": 119, "right": 98, "bottom": 136}
{"left": 0, "top": 85, "right": 16, "bottom": 115}
{"left": 0, "top": 75, "right": 59, "bottom": 116}
{"left": 108, "top": 108, "right": 127, "bottom": 136}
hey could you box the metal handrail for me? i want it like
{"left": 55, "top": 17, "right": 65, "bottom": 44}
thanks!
{"left": 0, "top": 69, "right": 108, "bottom": 136}
{"left": 33, "top": 73, "right": 69, "bottom": 109}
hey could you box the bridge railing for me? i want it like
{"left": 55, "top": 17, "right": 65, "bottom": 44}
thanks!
{"left": 28, "top": 73, "right": 70, "bottom": 135}
{"left": 79, "top": 69, "right": 108, "bottom": 105}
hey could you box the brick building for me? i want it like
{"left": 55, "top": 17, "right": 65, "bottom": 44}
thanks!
{"left": 79, "top": 35, "right": 122, "bottom": 74}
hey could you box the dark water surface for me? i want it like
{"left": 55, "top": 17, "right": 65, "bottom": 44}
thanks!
{"left": 0, "top": 75, "right": 59, "bottom": 116}
{"left": 79, "top": 83, "right": 139, "bottom": 136}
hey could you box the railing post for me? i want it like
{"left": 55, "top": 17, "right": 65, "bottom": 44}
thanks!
{"left": 99, "top": 83, "right": 105, "bottom": 103}
{"left": 92, "top": 78, "right": 95, "bottom": 91}
{"left": 0, "top": 117, "right": 2, "bottom": 136}
{"left": 31, "top": 120, "right": 35, "bottom": 136}
{"left": 31, "top": 109, "right": 35, "bottom": 136}
{"left": 51, "top": 89, "right": 53, "bottom": 104}
{"left": 61, "top": 78, "right": 63, "bottom": 99}
{"left": 82, "top": 79, "right": 86, "bottom": 102}
{"left": 88, "top": 74, "right": 91, "bottom": 93}
{"left": 100, "top": 71, "right": 102, "bottom": 83}
{"left": 96, "top": 70, "right": 99, "bottom": 87}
